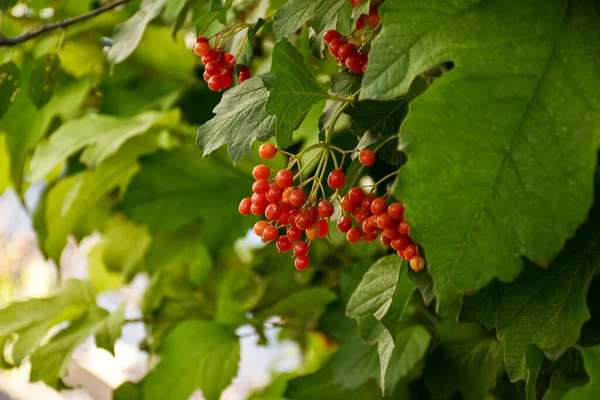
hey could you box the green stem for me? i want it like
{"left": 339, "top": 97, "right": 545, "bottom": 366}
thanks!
{"left": 372, "top": 170, "right": 400, "bottom": 190}
{"left": 325, "top": 101, "right": 352, "bottom": 145}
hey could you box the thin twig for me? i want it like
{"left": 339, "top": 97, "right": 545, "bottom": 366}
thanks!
{"left": 0, "top": 0, "right": 132, "bottom": 47}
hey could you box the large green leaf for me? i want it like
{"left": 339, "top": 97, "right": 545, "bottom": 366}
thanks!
{"left": 142, "top": 320, "right": 240, "bottom": 400}
{"left": 29, "top": 110, "right": 175, "bottom": 182}
{"left": 378, "top": 0, "right": 600, "bottom": 315}
{"left": 257, "top": 288, "right": 337, "bottom": 320}
{"left": 265, "top": 40, "right": 330, "bottom": 148}
{"left": 331, "top": 327, "right": 379, "bottom": 389}
{"left": 384, "top": 325, "right": 431, "bottom": 394}
{"left": 28, "top": 55, "right": 61, "bottom": 108}
{"left": 0, "top": 0, "right": 17, "bottom": 10}
{"left": 563, "top": 346, "right": 600, "bottom": 400}
{"left": 108, "top": 0, "right": 169, "bottom": 64}
{"left": 0, "top": 62, "right": 20, "bottom": 119}
{"left": 118, "top": 149, "right": 257, "bottom": 253}
{"left": 197, "top": 76, "right": 275, "bottom": 163}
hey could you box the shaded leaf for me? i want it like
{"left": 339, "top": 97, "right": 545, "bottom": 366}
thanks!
{"left": 28, "top": 55, "right": 60, "bottom": 108}
{"left": 384, "top": 325, "right": 431, "bottom": 394}
{"left": 257, "top": 288, "right": 337, "bottom": 320}
{"left": 346, "top": 99, "right": 406, "bottom": 138}
{"left": 331, "top": 326, "right": 379, "bottom": 389}
{"left": 0, "top": 62, "right": 20, "bottom": 118}
{"left": 95, "top": 304, "right": 126, "bottom": 355}
{"left": 236, "top": 19, "right": 265, "bottom": 71}
{"left": 563, "top": 345, "right": 600, "bottom": 399}
{"left": 0, "top": 134, "right": 10, "bottom": 194}
{"left": 0, "top": 0, "right": 17, "bottom": 10}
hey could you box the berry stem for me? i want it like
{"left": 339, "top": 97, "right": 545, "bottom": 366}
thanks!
{"left": 329, "top": 149, "right": 339, "bottom": 170}
{"left": 372, "top": 170, "right": 400, "bottom": 190}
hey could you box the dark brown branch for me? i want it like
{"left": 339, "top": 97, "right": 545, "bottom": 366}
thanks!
{"left": 0, "top": 0, "right": 133, "bottom": 47}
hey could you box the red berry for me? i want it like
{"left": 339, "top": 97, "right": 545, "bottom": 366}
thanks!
{"left": 262, "top": 225, "right": 279, "bottom": 242}
{"left": 307, "top": 207, "right": 319, "bottom": 221}
{"left": 346, "top": 227, "right": 363, "bottom": 244}
{"left": 337, "top": 216, "right": 353, "bottom": 233}
{"left": 239, "top": 198, "right": 252, "bottom": 215}
{"left": 224, "top": 53, "right": 235, "bottom": 63}
{"left": 367, "top": 215, "right": 379, "bottom": 229}
{"left": 410, "top": 256, "right": 425, "bottom": 272}
{"left": 202, "top": 49, "right": 218, "bottom": 64}
{"left": 327, "top": 170, "right": 345, "bottom": 189}
{"left": 251, "top": 203, "right": 266, "bottom": 215}
{"left": 354, "top": 209, "right": 369, "bottom": 224}
{"left": 384, "top": 227, "right": 401, "bottom": 240}
{"left": 388, "top": 203, "right": 405, "bottom": 220}
{"left": 359, "top": 149, "right": 376, "bottom": 166}
{"left": 294, "top": 242, "right": 309, "bottom": 257}
{"left": 362, "top": 219, "right": 375, "bottom": 233}
{"left": 356, "top": 14, "right": 366, "bottom": 30}
{"left": 266, "top": 184, "right": 282, "bottom": 203}
{"left": 278, "top": 203, "right": 295, "bottom": 225}
{"left": 306, "top": 223, "right": 321, "bottom": 240}
{"left": 287, "top": 226, "right": 302, "bottom": 242}
{"left": 205, "top": 61, "right": 220, "bottom": 76}
{"left": 364, "top": 232, "right": 378, "bottom": 242}
{"left": 348, "top": 187, "right": 365, "bottom": 204}
{"left": 346, "top": 54, "right": 363, "bottom": 74}
{"left": 295, "top": 211, "right": 313, "bottom": 230}
{"left": 339, "top": 44, "right": 357, "bottom": 59}
{"left": 377, "top": 213, "right": 395, "bottom": 230}
{"left": 220, "top": 72, "right": 233, "bottom": 89}
{"left": 317, "top": 219, "right": 329, "bottom": 238}
{"left": 282, "top": 187, "right": 294, "bottom": 203}
{"left": 208, "top": 75, "right": 222, "bottom": 91}
{"left": 361, "top": 195, "right": 375, "bottom": 212}
{"left": 398, "top": 220, "right": 410, "bottom": 235}
{"left": 350, "top": 0, "right": 362, "bottom": 7}
{"left": 259, "top": 143, "right": 277, "bottom": 160}
{"left": 329, "top": 38, "right": 345, "bottom": 58}
{"left": 251, "top": 192, "right": 268, "bottom": 206}
{"left": 366, "top": 13, "right": 380, "bottom": 28}
{"left": 277, "top": 236, "right": 293, "bottom": 252}
{"left": 391, "top": 235, "right": 411, "bottom": 252}
{"left": 403, "top": 244, "right": 418, "bottom": 261}
{"left": 239, "top": 68, "right": 251, "bottom": 83}
{"left": 196, "top": 37, "right": 209, "bottom": 44}
{"left": 252, "top": 164, "right": 271, "bottom": 180}
{"left": 276, "top": 170, "right": 294, "bottom": 188}
{"left": 323, "top": 30, "right": 341, "bottom": 45}
{"left": 203, "top": 71, "right": 212, "bottom": 82}
{"left": 371, "top": 198, "right": 388, "bottom": 215}
{"left": 381, "top": 235, "right": 392, "bottom": 246}
{"left": 240, "top": 65, "right": 251, "bottom": 74}
{"left": 341, "top": 195, "right": 354, "bottom": 212}
{"left": 289, "top": 189, "right": 306, "bottom": 207}
{"left": 253, "top": 221, "right": 269, "bottom": 236}
{"left": 194, "top": 42, "right": 211, "bottom": 57}
{"left": 265, "top": 203, "right": 283, "bottom": 221}
{"left": 295, "top": 255, "right": 310, "bottom": 270}
{"left": 318, "top": 200, "right": 334, "bottom": 217}
{"left": 252, "top": 179, "right": 270, "bottom": 194}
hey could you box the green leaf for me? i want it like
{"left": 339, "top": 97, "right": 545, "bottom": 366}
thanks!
{"left": 265, "top": 40, "right": 329, "bottom": 148}
{"left": 346, "top": 99, "right": 406, "bottom": 138}
{"left": 459, "top": 281, "right": 503, "bottom": 330}
{"left": 162, "top": 0, "right": 188, "bottom": 22}
{"left": 525, "top": 346, "right": 544, "bottom": 400}
{"left": 563, "top": 346, "right": 600, "bottom": 399}
{"left": 108, "top": 0, "right": 169, "bottom": 64}
{"left": 194, "top": 11, "right": 219, "bottom": 34}
{"left": 142, "top": 320, "right": 240, "bottom": 400}
{"left": 95, "top": 304, "right": 126, "bottom": 355}
{"left": 0, "top": 0, "right": 17, "bottom": 10}
{"left": 0, "top": 134, "right": 11, "bottom": 194}
{"left": 331, "top": 327, "right": 379, "bottom": 389}
{"left": 0, "top": 62, "right": 20, "bottom": 119}
{"left": 197, "top": 76, "right": 275, "bottom": 163}
{"left": 384, "top": 325, "right": 431, "bottom": 394}
{"left": 236, "top": 19, "right": 265, "bottom": 71}
{"left": 29, "top": 110, "right": 174, "bottom": 182}
{"left": 118, "top": 149, "right": 255, "bottom": 253}
{"left": 385, "top": 0, "right": 600, "bottom": 315}
{"left": 273, "top": 0, "right": 347, "bottom": 41}
{"left": 319, "top": 70, "right": 361, "bottom": 135}
{"left": 425, "top": 323, "right": 501, "bottom": 400}
{"left": 27, "top": 54, "right": 60, "bottom": 108}
{"left": 257, "top": 288, "right": 337, "bottom": 320}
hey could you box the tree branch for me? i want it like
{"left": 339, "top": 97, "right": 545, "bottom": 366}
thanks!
{"left": 0, "top": 0, "right": 132, "bottom": 47}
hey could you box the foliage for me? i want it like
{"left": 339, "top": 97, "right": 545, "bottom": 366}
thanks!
{"left": 0, "top": 0, "right": 599, "bottom": 399}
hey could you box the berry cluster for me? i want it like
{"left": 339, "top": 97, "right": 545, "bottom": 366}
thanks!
{"left": 239, "top": 145, "right": 425, "bottom": 273}
{"left": 324, "top": 30, "right": 368, "bottom": 75}
{"left": 353, "top": 2, "right": 381, "bottom": 30}
{"left": 193, "top": 37, "right": 251, "bottom": 91}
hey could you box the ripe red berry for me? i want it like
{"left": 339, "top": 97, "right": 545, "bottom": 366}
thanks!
{"left": 337, "top": 216, "right": 353, "bottom": 233}
{"left": 252, "top": 179, "right": 270, "bottom": 194}
{"left": 345, "top": 54, "right": 363, "bottom": 74}
{"left": 364, "top": 232, "right": 378, "bottom": 242}
{"left": 403, "top": 244, "right": 418, "bottom": 261}
{"left": 252, "top": 164, "right": 270, "bottom": 180}
{"left": 203, "top": 71, "right": 212, "bottom": 82}
{"left": 384, "top": 227, "right": 401, "bottom": 240}
{"left": 287, "top": 226, "right": 302, "bottom": 242}
{"left": 262, "top": 225, "right": 279, "bottom": 242}
{"left": 346, "top": 227, "right": 363, "bottom": 244}
{"left": 276, "top": 170, "right": 294, "bottom": 188}
{"left": 205, "top": 61, "right": 220, "bottom": 76}
{"left": 220, "top": 72, "right": 233, "bottom": 89}
{"left": 398, "top": 220, "right": 410, "bottom": 235}
{"left": 266, "top": 185, "right": 282, "bottom": 203}
{"left": 329, "top": 38, "right": 345, "bottom": 58}
{"left": 356, "top": 14, "right": 366, "bottom": 30}
{"left": 410, "top": 256, "right": 425, "bottom": 272}
{"left": 339, "top": 44, "right": 357, "bottom": 59}
{"left": 251, "top": 203, "right": 265, "bottom": 215}
{"left": 208, "top": 75, "right": 222, "bottom": 91}
{"left": 277, "top": 236, "right": 293, "bottom": 252}
{"left": 348, "top": 187, "right": 365, "bottom": 204}
{"left": 359, "top": 149, "right": 376, "bottom": 166}
{"left": 259, "top": 143, "right": 277, "bottom": 160}
{"left": 202, "top": 49, "right": 218, "bottom": 64}
{"left": 377, "top": 213, "right": 395, "bottom": 230}
{"left": 307, "top": 207, "right": 319, "bottom": 221}
{"left": 366, "top": 13, "right": 380, "bottom": 28}
{"left": 317, "top": 200, "right": 334, "bottom": 217}
{"left": 367, "top": 215, "right": 379, "bottom": 229}
{"left": 265, "top": 203, "right": 283, "bottom": 221}
{"left": 317, "top": 219, "right": 329, "bottom": 238}
{"left": 295, "top": 255, "right": 310, "bottom": 270}
{"left": 327, "top": 170, "right": 345, "bottom": 189}
{"left": 289, "top": 189, "right": 306, "bottom": 207}
{"left": 341, "top": 195, "right": 354, "bottom": 212}
{"left": 361, "top": 195, "right": 375, "bottom": 212}
{"left": 381, "top": 234, "right": 392, "bottom": 246}
{"left": 354, "top": 209, "right": 369, "bottom": 224}
{"left": 196, "top": 37, "right": 209, "bottom": 44}
{"left": 253, "top": 221, "right": 269, "bottom": 236}
{"left": 224, "top": 53, "right": 235, "bottom": 63}
{"left": 294, "top": 241, "right": 309, "bottom": 257}
{"left": 251, "top": 192, "right": 269, "bottom": 208}
{"left": 282, "top": 187, "right": 294, "bottom": 203}
{"left": 350, "top": 0, "right": 362, "bottom": 7}
{"left": 362, "top": 219, "right": 375, "bottom": 233}
{"left": 239, "top": 197, "right": 252, "bottom": 215}
{"left": 306, "top": 223, "right": 321, "bottom": 240}
{"left": 324, "top": 30, "right": 341, "bottom": 45}
{"left": 194, "top": 42, "right": 211, "bottom": 57}
{"left": 239, "top": 71, "right": 251, "bottom": 83}
{"left": 371, "top": 197, "right": 388, "bottom": 215}
{"left": 388, "top": 203, "right": 405, "bottom": 220}
{"left": 294, "top": 211, "right": 313, "bottom": 230}
{"left": 391, "top": 235, "right": 411, "bottom": 252}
